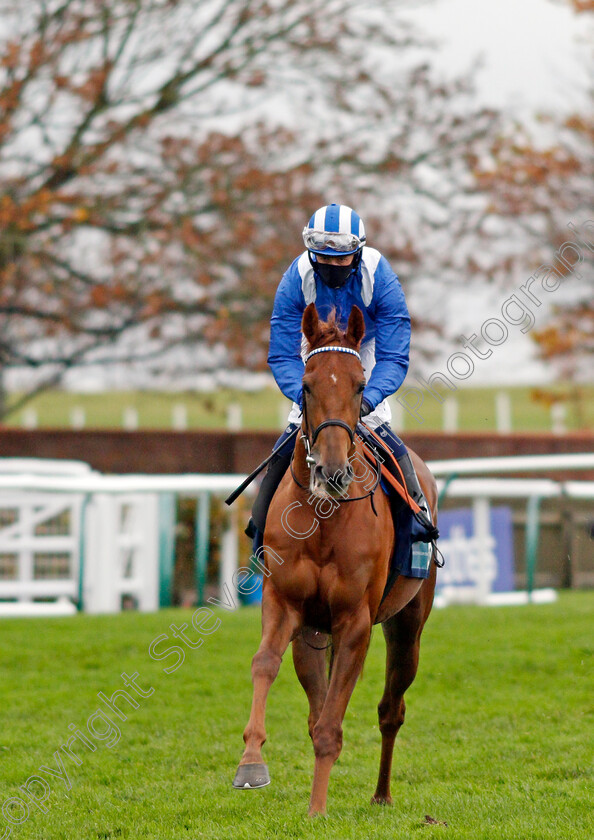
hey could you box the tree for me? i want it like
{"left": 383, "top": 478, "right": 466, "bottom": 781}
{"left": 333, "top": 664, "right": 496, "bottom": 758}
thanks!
{"left": 530, "top": 0, "right": 594, "bottom": 387}
{"left": 465, "top": 1, "right": 593, "bottom": 386}
{"left": 0, "top": 0, "right": 501, "bottom": 420}
{"left": 476, "top": 108, "right": 593, "bottom": 380}
{"left": 533, "top": 303, "right": 594, "bottom": 376}
{"left": 0, "top": 0, "right": 329, "bottom": 417}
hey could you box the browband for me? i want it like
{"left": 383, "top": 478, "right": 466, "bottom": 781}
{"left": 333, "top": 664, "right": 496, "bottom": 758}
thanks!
{"left": 304, "top": 346, "right": 362, "bottom": 364}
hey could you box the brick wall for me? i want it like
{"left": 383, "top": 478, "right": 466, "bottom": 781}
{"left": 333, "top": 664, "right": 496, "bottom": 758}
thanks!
{"left": 1, "top": 428, "right": 593, "bottom": 477}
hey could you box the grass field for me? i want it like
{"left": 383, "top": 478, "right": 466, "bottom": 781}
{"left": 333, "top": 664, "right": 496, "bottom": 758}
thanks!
{"left": 5, "top": 383, "right": 594, "bottom": 432}
{"left": 1, "top": 592, "right": 593, "bottom": 839}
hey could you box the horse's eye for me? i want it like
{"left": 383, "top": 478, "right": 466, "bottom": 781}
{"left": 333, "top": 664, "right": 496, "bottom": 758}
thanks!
{"left": 356, "top": 383, "right": 365, "bottom": 394}
{"left": 303, "top": 383, "right": 311, "bottom": 395}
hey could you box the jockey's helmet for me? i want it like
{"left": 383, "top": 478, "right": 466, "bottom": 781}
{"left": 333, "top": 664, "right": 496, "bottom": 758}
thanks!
{"left": 302, "top": 204, "right": 366, "bottom": 289}
{"left": 302, "top": 203, "right": 366, "bottom": 256}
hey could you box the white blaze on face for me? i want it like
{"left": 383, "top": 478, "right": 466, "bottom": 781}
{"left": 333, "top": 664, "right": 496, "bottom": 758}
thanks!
{"left": 330, "top": 373, "right": 337, "bottom": 385}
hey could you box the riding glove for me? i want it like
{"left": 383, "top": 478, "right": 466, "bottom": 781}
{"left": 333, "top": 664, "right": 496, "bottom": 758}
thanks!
{"left": 360, "top": 399, "right": 373, "bottom": 418}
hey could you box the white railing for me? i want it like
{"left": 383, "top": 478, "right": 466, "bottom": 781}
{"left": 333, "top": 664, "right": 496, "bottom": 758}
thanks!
{"left": 0, "top": 460, "right": 170, "bottom": 616}
{"left": 82, "top": 493, "right": 161, "bottom": 614}
{"left": 0, "top": 492, "right": 83, "bottom": 601}
{"left": 0, "top": 454, "right": 593, "bottom": 615}
{"left": 428, "top": 452, "right": 594, "bottom": 476}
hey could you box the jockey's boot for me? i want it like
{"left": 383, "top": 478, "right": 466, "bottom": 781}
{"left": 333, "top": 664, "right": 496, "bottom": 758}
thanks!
{"left": 245, "top": 423, "right": 299, "bottom": 557}
{"left": 396, "top": 451, "right": 439, "bottom": 541}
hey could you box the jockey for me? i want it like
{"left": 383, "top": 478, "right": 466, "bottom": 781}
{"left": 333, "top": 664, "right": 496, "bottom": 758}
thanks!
{"left": 247, "top": 202, "right": 432, "bottom": 551}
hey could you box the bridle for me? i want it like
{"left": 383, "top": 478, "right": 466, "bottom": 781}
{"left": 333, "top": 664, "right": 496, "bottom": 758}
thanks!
{"left": 300, "top": 345, "right": 361, "bottom": 468}
{"left": 290, "top": 345, "right": 381, "bottom": 509}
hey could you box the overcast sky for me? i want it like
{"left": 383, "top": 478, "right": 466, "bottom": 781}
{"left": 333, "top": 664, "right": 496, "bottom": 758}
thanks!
{"left": 404, "top": 0, "right": 591, "bottom": 384}
{"left": 408, "top": 0, "right": 591, "bottom": 114}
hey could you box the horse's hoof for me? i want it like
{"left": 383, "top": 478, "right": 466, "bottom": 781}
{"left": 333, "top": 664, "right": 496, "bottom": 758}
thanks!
{"left": 371, "top": 794, "right": 392, "bottom": 806}
{"left": 232, "top": 763, "right": 270, "bottom": 789}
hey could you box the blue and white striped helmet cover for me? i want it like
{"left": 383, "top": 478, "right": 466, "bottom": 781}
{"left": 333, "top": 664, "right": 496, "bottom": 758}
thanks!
{"left": 302, "top": 203, "right": 366, "bottom": 256}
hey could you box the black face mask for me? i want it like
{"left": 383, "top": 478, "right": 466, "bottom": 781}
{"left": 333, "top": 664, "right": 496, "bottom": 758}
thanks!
{"left": 308, "top": 252, "right": 360, "bottom": 290}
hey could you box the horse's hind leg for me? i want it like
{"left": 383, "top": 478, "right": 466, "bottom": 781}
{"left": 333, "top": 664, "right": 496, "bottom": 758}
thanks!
{"left": 234, "top": 586, "right": 300, "bottom": 789}
{"left": 292, "top": 634, "right": 329, "bottom": 738}
{"left": 372, "top": 592, "right": 428, "bottom": 805}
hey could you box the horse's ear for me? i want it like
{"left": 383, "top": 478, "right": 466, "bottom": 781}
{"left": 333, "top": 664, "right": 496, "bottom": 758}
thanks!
{"left": 346, "top": 305, "right": 365, "bottom": 348}
{"left": 302, "top": 303, "right": 321, "bottom": 348}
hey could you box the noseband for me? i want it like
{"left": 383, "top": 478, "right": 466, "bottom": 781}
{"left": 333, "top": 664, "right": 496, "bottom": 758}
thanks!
{"left": 301, "top": 345, "right": 362, "bottom": 467}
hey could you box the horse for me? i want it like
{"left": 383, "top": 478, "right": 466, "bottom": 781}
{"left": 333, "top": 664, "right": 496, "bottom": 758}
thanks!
{"left": 233, "top": 302, "right": 438, "bottom": 816}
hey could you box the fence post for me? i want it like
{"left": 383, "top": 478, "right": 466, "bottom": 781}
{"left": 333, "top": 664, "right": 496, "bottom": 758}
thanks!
{"left": 172, "top": 404, "right": 188, "bottom": 430}
{"left": 22, "top": 409, "right": 37, "bottom": 429}
{"left": 220, "top": 506, "right": 239, "bottom": 609}
{"left": 78, "top": 494, "right": 91, "bottom": 610}
{"left": 158, "top": 493, "right": 176, "bottom": 607}
{"left": 551, "top": 404, "right": 566, "bottom": 434}
{"left": 70, "top": 407, "right": 85, "bottom": 429}
{"left": 495, "top": 391, "right": 512, "bottom": 433}
{"left": 525, "top": 495, "right": 541, "bottom": 598}
{"left": 123, "top": 407, "right": 139, "bottom": 430}
{"left": 227, "top": 403, "right": 242, "bottom": 430}
{"left": 84, "top": 493, "right": 117, "bottom": 613}
{"left": 443, "top": 397, "right": 458, "bottom": 432}
{"left": 195, "top": 492, "right": 210, "bottom": 605}
{"left": 472, "top": 495, "right": 492, "bottom": 604}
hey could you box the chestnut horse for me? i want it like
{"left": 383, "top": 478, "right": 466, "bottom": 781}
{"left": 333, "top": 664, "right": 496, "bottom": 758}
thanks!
{"left": 234, "top": 303, "right": 438, "bottom": 815}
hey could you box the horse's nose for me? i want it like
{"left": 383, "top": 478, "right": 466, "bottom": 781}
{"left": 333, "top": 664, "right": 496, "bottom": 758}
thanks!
{"left": 315, "top": 463, "right": 353, "bottom": 493}
{"left": 334, "top": 465, "right": 354, "bottom": 492}
{"left": 314, "top": 464, "right": 327, "bottom": 485}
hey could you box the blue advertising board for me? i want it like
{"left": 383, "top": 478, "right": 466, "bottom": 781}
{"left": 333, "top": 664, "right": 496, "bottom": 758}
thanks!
{"left": 436, "top": 506, "right": 515, "bottom": 594}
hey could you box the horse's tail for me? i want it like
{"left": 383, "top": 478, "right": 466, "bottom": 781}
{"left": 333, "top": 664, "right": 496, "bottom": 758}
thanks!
{"left": 326, "top": 643, "right": 335, "bottom": 681}
{"left": 327, "top": 630, "right": 373, "bottom": 681}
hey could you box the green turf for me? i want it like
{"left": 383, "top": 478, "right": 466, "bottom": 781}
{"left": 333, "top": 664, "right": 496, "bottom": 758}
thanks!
{"left": 5, "top": 383, "right": 594, "bottom": 432}
{"left": 4, "top": 388, "right": 292, "bottom": 432}
{"left": 399, "top": 383, "right": 594, "bottom": 434}
{"left": 1, "top": 592, "right": 593, "bottom": 838}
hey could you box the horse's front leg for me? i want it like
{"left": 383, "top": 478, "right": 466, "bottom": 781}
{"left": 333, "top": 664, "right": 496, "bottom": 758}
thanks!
{"left": 308, "top": 606, "right": 372, "bottom": 816}
{"left": 233, "top": 584, "right": 301, "bottom": 790}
